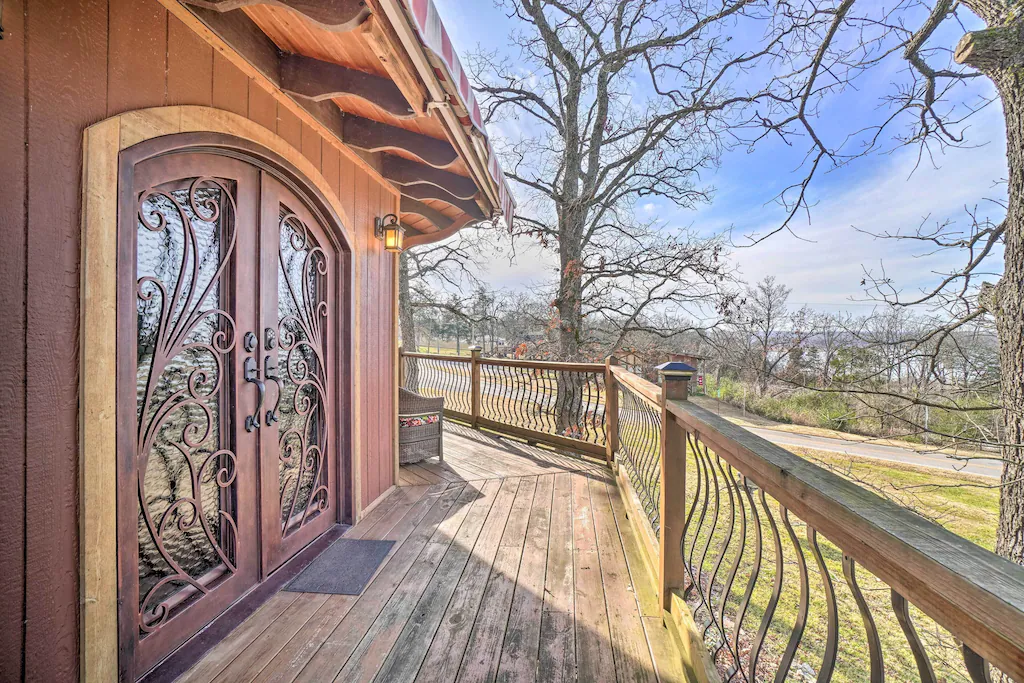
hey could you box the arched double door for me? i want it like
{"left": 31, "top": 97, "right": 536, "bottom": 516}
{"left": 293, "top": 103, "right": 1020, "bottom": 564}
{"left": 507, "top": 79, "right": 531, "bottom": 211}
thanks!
{"left": 115, "top": 138, "right": 349, "bottom": 678}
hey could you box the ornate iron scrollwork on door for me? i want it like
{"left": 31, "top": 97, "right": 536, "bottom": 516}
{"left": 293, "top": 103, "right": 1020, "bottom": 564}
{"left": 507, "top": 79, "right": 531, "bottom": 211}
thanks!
{"left": 276, "top": 208, "right": 330, "bottom": 537}
{"left": 134, "top": 177, "right": 240, "bottom": 635}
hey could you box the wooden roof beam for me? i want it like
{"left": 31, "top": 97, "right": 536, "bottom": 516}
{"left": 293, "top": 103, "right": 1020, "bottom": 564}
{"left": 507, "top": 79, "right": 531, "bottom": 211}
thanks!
{"left": 360, "top": 14, "right": 428, "bottom": 116}
{"left": 343, "top": 115, "right": 459, "bottom": 169}
{"left": 182, "top": 0, "right": 370, "bottom": 32}
{"left": 400, "top": 196, "right": 455, "bottom": 231}
{"left": 281, "top": 54, "right": 417, "bottom": 118}
{"left": 400, "top": 184, "right": 486, "bottom": 220}
{"left": 382, "top": 155, "right": 479, "bottom": 200}
{"left": 405, "top": 215, "right": 477, "bottom": 248}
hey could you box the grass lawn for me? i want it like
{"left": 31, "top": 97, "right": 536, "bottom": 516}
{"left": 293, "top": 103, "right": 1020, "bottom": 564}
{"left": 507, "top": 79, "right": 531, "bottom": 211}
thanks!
{"left": 791, "top": 446, "right": 999, "bottom": 551}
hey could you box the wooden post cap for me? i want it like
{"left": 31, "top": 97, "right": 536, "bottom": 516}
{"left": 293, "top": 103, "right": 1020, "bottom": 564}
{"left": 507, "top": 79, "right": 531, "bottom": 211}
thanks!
{"left": 656, "top": 361, "right": 695, "bottom": 401}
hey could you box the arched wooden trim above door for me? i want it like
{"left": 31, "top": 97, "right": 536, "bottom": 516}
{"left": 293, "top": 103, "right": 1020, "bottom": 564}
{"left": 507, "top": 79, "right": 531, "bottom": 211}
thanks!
{"left": 79, "top": 106, "right": 358, "bottom": 683}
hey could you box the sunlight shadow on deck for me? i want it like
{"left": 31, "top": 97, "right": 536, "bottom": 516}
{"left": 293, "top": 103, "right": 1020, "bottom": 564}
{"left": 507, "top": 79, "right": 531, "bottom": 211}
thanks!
{"left": 178, "top": 466, "right": 691, "bottom": 683}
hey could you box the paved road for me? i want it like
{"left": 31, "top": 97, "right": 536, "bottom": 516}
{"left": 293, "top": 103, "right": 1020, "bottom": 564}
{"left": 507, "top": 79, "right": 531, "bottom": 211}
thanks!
{"left": 745, "top": 426, "right": 1002, "bottom": 479}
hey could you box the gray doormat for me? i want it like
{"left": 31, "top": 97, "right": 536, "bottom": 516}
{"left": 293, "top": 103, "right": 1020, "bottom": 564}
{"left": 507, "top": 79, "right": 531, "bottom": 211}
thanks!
{"left": 284, "top": 538, "right": 395, "bottom": 595}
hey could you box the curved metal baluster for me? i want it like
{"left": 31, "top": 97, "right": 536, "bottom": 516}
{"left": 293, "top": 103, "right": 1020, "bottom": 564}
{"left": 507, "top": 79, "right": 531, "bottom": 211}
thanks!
{"left": 731, "top": 475, "right": 762, "bottom": 683}
{"left": 842, "top": 556, "right": 884, "bottom": 683}
{"left": 683, "top": 434, "right": 709, "bottom": 596}
{"left": 891, "top": 591, "right": 937, "bottom": 683}
{"left": 718, "top": 463, "right": 748, "bottom": 678}
{"left": 648, "top": 403, "right": 662, "bottom": 531}
{"left": 807, "top": 527, "right": 838, "bottom": 682}
{"left": 693, "top": 443, "right": 721, "bottom": 629}
{"left": 962, "top": 645, "right": 992, "bottom": 683}
{"left": 513, "top": 365, "right": 527, "bottom": 430}
{"left": 750, "top": 489, "right": 783, "bottom": 679}
{"left": 458, "top": 361, "right": 471, "bottom": 413}
{"left": 536, "top": 367, "right": 545, "bottom": 433}
{"left": 704, "top": 454, "right": 737, "bottom": 644}
{"left": 775, "top": 506, "right": 809, "bottom": 683}
{"left": 682, "top": 431, "right": 704, "bottom": 599}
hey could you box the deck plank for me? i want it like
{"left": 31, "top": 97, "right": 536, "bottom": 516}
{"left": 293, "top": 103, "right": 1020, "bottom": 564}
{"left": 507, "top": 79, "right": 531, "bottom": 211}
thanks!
{"left": 211, "top": 593, "right": 331, "bottom": 683}
{"left": 332, "top": 482, "right": 490, "bottom": 682}
{"left": 590, "top": 477, "right": 658, "bottom": 683}
{"left": 606, "top": 481, "right": 690, "bottom": 683}
{"left": 572, "top": 473, "right": 616, "bottom": 682}
{"left": 371, "top": 478, "right": 505, "bottom": 682}
{"left": 413, "top": 478, "right": 522, "bottom": 683}
{"left": 495, "top": 474, "right": 555, "bottom": 682}
{"left": 250, "top": 484, "right": 452, "bottom": 683}
{"left": 178, "top": 592, "right": 301, "bottom": 683}
{"left": 289, "top": 484, "right": 470, "bottom": 682}
{"left": 538, "top": 472, "right": 576, "bottom": 683}
{"left": 455, "top": 476, "right": 539, "bottom": 683}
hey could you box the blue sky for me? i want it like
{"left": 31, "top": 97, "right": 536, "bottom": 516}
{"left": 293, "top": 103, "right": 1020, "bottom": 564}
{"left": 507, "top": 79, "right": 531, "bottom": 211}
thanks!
{"left": 432, "top": 0, "right": 1008, "bottom": 315}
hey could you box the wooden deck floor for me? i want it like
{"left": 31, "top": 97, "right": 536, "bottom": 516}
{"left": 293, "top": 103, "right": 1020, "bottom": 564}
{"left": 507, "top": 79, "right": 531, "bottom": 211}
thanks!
{"left": 178, "top": 427, "right": 688, "bottom": 683}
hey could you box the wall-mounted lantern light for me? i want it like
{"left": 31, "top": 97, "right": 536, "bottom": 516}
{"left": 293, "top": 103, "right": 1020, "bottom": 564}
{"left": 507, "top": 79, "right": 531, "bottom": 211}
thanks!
{"left": 374, "top": 213, "right": 405, "bottom": 253}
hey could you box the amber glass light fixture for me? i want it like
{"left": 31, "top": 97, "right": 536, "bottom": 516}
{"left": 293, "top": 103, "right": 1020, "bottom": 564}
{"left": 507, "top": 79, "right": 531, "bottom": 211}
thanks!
{"left": 374, "top": 213, "right": 405, "bottom": 253}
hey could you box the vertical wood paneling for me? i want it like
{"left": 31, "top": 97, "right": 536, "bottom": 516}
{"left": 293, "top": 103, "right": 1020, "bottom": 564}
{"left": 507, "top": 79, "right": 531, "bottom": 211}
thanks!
{"left": 354, "top": 167, "right": 375, "bottom": 503}
{"left": 374, "top": 182, "right": 389, "bottom": 495}
{"left": 301, "top": 122, "right": 322, "bottom": 170}
{"left": 212, "top": 52, "right": 250, "bottom": 118}
{"left": 106, "top": 0, "right": 167, "bottom": 116}
{"left": 276, "top": 103, "right": 302, "bottom": 151}
{"left": 25, "top": 1, "right": 109, "bottom": 680}
{"left": 322, "top": 141, "right": 341, "bottom": 201}
{"left": 247, "top": 80, "right": 277, "bottom": 132}
{"left": 0, "top": 1, "right": 27, "bottom": 679}
{"left": 166, "top": 13, "right": 213, "bottom": 106}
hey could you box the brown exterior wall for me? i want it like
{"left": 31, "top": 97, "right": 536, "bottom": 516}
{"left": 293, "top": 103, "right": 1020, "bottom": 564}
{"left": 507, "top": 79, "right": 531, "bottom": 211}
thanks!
{"left": 0, "top": 2, "right": 396, "bottom": 680}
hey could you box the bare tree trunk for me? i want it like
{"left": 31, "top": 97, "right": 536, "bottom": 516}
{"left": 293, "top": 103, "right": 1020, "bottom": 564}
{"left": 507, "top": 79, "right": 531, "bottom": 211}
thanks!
{"left": 992, "top": 69, "right": 1024, "bottom": 564}
{"left": 958, "top": 27, "right": 1024, "bottom": 561}
{"left": 398, "top": 252, "right": 419, "bottom": 391}
{"left": 552, "top": 214, "right": 587, "bottom": 433}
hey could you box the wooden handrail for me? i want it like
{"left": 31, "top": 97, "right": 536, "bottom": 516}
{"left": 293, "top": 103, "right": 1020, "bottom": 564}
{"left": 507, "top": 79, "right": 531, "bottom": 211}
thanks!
{"left": 610, "top": 364, "right": 661, "bottom": 406}
{"left": 399, "top": 349, "right": 606, "bottom": 372}
{"left": 478, "top": 356, "right": 606, "bottom": 372}
{"left": 667, "top": 398, "right": 1024, "bottom": 679}
{"left": 401, "top": 351, "right": 472, "bottom": 362}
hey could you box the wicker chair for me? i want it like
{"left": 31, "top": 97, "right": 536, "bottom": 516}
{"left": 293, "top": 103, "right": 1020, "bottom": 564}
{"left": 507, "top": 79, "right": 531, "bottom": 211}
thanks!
{"left": 398, "top": 388, "right": 444, "bottom": 464}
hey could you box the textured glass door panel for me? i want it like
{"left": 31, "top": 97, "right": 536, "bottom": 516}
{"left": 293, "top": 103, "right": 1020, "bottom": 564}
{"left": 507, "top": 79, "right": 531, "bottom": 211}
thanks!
{"left": 258, "top": 174, "right": 338, "bottom": 573}
{"left": 135, "top": 179, "right": 239, "bottom": 628}
{"left": 276, "top": 206, "right": 330, "bottom": 535}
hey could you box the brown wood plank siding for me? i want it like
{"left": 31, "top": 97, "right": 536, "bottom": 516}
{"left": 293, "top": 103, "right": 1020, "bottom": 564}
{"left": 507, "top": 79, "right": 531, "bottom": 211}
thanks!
{"left": 166, "top": 14, "right": 214, "bottom": 106}
{"left": 0, "top": 1, "right": 27, "bottom": 680}
{"left": 25, "top": 1, "right": 110, "bottom": 680}
{"left": 0, "top": 3, "right": 397, "bottom": 679}
{"left": 212, "top": 51, "right": 250, "bottom": 117}
{"left": 106, "top": 0, "right": 167, "bottom": 115}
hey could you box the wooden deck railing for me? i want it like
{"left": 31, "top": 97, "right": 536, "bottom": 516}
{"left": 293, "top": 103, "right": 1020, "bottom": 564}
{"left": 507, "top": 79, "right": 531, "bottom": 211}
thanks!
{"left": 400, "top": 350, "right": 1024, "bottom": 680}
{"left": 400, "top": 349, "right": 608, "bottom": 458}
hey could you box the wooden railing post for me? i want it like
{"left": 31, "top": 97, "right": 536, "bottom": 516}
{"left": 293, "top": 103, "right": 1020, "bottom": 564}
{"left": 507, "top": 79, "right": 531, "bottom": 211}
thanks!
{"left": 657, "top": 361, "right": 694, "bottom": 611}
{"left": 470, "top": 345, "right": 482, "bottom": 428}
{"left": 605, "top": 356, "right": 619, "bottom": 467}
{"left": 398, "top": 345, "right": 405, "bottom": 388}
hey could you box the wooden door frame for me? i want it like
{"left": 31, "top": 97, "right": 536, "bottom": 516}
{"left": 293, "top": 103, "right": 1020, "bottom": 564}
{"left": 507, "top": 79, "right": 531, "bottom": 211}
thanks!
{"left": 80, "top": 106, "right": 359, "bottom": 682}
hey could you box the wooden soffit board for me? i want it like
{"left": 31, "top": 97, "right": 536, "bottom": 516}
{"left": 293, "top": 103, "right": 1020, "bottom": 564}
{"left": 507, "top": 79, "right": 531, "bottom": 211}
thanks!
{"left": 185, "top": 0, "right": 370, "bottom": 32}
{"left": 176, "top": 0, "right": 491, "bottom": 229}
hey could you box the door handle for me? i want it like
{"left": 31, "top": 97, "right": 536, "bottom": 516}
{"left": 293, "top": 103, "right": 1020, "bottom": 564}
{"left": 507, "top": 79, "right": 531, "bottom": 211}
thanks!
{"left": 265, "top": 355, "right": 281, "bottom": 426}
{"left": 244, "top": 356, "right": 264, "bottom": 432}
